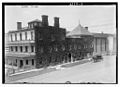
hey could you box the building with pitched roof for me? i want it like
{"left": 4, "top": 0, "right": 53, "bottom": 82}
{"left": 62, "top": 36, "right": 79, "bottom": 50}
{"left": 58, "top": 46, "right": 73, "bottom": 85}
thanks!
{"left": 67, "top": 23, "right": 116, "bottom": 55}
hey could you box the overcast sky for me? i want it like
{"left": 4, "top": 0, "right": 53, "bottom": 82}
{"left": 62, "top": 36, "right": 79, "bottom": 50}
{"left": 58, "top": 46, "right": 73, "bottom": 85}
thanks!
{"left": 5, "top": 5, "right": 116, "bottom": 34}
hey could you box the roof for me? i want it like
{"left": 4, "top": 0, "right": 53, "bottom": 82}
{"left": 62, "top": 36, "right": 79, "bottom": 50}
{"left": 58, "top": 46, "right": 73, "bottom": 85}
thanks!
{"left": 28, "top": 19, "right": 42, "bottom": 23}
{"left": 92, "top": 33, "right": 114, "bottom": 37}
{"left": 67, "top": 24, "right": 93, "bottom": 36}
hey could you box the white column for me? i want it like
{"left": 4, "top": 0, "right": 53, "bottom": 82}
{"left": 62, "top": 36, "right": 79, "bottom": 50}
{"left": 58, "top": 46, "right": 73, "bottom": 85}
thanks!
{"left": 23, "top": 60, "right": 25, "bottom": 69}
{"left": 71, "top": 54, "right": 73, "bottom": 63}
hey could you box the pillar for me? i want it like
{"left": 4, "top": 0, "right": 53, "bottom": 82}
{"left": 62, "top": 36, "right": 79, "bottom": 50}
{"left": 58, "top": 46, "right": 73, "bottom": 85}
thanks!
{"left": 101, "top": 38, "right": 102, "bottom": 54}
{"left": 17, "top": 59, "right": 20, "bottom": 68}
{"left": 23, "top": 59, "right": 25, "bottom": 69}
{"left": 71, "top": 54, "right": 73, "bottom": 63}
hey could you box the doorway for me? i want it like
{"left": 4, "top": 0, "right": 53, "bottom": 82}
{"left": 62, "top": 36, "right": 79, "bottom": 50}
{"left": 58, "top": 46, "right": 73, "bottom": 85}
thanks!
{"left": 20, "top": 60, "right": 23, "bottom": 68}
{"left": 68, "top": 53, "right": 71, "bottom": 62}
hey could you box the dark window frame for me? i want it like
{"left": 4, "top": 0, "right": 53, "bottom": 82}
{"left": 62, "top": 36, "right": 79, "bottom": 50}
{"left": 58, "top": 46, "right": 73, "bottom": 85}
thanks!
{"left": 25, "top": 32, "right": 27, "bottom": 40}
{"left": 32, "top": 59, "right": 34, "bottom": 65}
{"left": 11, "top": 46, "right": 13, "bottom": 51}
{"left": 25, "top": 46, "right": 28, "bottom": 52}
{"left": 31, "top": 46, "right": 34, "bottom": 52}
{"left": 20, "top": 46, "right": 23, "bottom": 52}
{"left": 20, "top": 33, "right": 22, "bottom": 41}
{"left": 11, "top": 34, "right": 13, "bottom": 42}
{"left": 26, "top": 60, "right": 28, "bottom": 65}
{"left": 15, "top": 46, "right": 18, "bottom": 52}
{"left": 15, "top": 33, "right": 17, "bottom": 41}
{"left": 31, "top": 31, "right": 33, "bottom": 40}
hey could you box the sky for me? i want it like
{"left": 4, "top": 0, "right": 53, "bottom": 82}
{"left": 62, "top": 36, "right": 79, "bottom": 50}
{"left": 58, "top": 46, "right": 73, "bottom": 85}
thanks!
{"left": 5, "top": 5, "right": 116, "bottom": 34}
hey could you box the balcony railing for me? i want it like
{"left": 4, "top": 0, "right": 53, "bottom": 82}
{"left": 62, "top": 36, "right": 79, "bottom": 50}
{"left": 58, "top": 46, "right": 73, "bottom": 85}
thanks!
{"left": 7, "top": 40, "right": 35, "bottom": 46}
{"left": 6, "top": 52, "right": 35, "bottom": 58}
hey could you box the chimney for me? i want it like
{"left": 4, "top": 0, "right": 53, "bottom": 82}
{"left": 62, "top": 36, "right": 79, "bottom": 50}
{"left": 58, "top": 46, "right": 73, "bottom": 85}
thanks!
{"left": 42, "top": 15, "right": 48, "bottom": 26}
{"left": 54, "top": 17, "right": 59, "bottom": 28}
{"left": 17, "top": 22, "right": 22, "bottom": 30}
{"left": 85, "top": 27, "right": 88, "bottom": 30}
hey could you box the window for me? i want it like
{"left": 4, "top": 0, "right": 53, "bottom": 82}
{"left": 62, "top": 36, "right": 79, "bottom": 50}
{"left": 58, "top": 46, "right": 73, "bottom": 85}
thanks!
{"left": 31, "top": 31, "right": 33, "bottom": 40}
{"left": 78, "top": 45, "right": 81, "bottom": 49}
{"left": 32, "top": 59, "right": 34, "bottom": 65}
{"left": 31, "top": 46, "right": 34, "bottom": 52}
{"left": 105, "top": 39, "right": 106, "bottom": 51}
{"left": 28, "top": 24, "right": 30, "bottom": 29}
{"left": 26, "top": 60, "right": 28, "bottom": 65}
{"left": 34, "top": 22, "right": 37, "bottom": 26}
{"left": 39, "top": 34, "right": 43, "bottom": 40}
{"left": 20, "top": 46, "right": 23, "bottom": 52}
{"left": 11, "top": 46, "right": 13, "bottom": 51}
{"left": 61, "top": 35, "right": 65, "bottom": 40}
{"left": 86, "top": 45, "right": 87, "bottom": 48}
{"left": 62, "top": 45, "right": 65, "bottom": 51}
{"left": 16, "top": 59, "right": 17, "bottom": 63}
{"left": 20, "top": 33, "right": 22, "bottom": 40}
{"left": 84, "top": 45, "right": 86, "bottom": 48}
{"left": 54, "top": 45, "right": 58, "bottom": 51}
{"left": 15, "top": 46, "right": 18, "bottom": 52}
{"left": 69, "top": 45, "right": 72, "bottom": 50}
{"left": 51, "top": 35, "right": 55, "bottom": 41}
{"left": 15, "top": 33, "right": 17, "bottom": 41}
{"left": 91, "top": 44, "right": 93, "bottom": 48}
{"left": 40, "top": 47, "right": 43, "bottom": 53}
{"left": 74, "top": 44, "right": 77, "bottom": 50}
{"left": 25, "top": 46, "right": 28, "bottom": 52}
{"left": 49, "top": 46, "right": 52, "bottom": 53}
{"left": 11, "top": 34, "right": 13, "bottom": 42}
{"left": 25, "top": 32, "right": 27, "bottom": 40}
{"left": 31, "top": 24, "right": 34, "bottom": 28}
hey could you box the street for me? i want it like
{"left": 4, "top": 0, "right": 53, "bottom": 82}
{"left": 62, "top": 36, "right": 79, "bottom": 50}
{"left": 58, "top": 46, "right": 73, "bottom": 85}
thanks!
{"left": 14, "top": 55, "right": 116, "bottom": 83}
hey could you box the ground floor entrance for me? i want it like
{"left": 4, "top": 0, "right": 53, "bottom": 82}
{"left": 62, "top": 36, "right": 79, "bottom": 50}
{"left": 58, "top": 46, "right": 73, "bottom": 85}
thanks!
{"left": 6, "top": 58, "right": 36, "bottom": 70}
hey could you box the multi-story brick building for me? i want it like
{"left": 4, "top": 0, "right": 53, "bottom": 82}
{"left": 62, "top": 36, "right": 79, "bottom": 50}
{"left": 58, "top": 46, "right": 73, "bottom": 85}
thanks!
{"left": 5, "top": 15, "right": 94, "bottom": 70}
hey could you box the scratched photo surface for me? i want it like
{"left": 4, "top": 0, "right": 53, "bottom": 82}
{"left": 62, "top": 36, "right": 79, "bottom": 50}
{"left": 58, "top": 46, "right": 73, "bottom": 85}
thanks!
{"left": 4, "top": 4, "right": 117, "bottom": 84}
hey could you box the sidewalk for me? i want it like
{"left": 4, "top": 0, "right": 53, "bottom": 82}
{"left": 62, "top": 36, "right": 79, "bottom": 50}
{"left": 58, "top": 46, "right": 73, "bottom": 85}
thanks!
{"left": 5, "top": 67, "right": 56, "bottom": 83}
{"left": 61, "top": 58, "right": 92, "bottom": 68}
{"left": 5, "top": 58, "right": 92, "bottom": 83}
